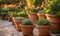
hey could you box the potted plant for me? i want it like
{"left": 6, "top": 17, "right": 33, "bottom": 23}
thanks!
{"left": 45, "top": 0, "right": 60, "bottom": 23}
{"left": 37, "top": 7, "right": 46, "bottom": 20}
{"left": 36, "top": 19, "right": 51, "bottom": 36}
{"left": 44, "top": 0, "right": 60, "bottom": 34}
{"left": 10, "top": 12, "right": 19, "bottom": 25}
{"left": 8, "top": 12, "right": 16, "bottom": 22}
{"left": 28, "top": 8, "right": 38, "bottom": 23}
{"left": 21, "top": 19, "right": 35, "bottom": 36}
{"left": 11, "top": 10, "right": 28, "bottom": 26}
{"left": 8, "top": 7, "right": 18, "bottom": 22}
{"left": 15, "top": 17, "right": 23, "bottom": 31}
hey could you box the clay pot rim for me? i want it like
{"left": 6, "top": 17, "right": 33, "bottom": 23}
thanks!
{"left": 37, "top": 13, "right": 45, "bottom": 14}
{"left": 21, "top": 24, "right": 34, "bottom": 26}
{"left": 36, "top": 25, "right": 51, "bottom": 29}
{"left": 28, "top": 12, "right": 37, "bottom": 15}
{"left": 45, "top": 14, "right": 60, "bottom": 16}
{"left": 21, "top": 25, "right": 35, "bottom": 28}
{"left": 37, "top": 13, "right": 45, "bottom": 16}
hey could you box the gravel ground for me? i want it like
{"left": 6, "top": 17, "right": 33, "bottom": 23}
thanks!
{"left": 0, "top": 19, "right": 38, "bottom": 36}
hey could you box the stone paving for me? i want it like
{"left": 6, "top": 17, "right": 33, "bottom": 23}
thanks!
{"left": 0, "top": 19, "right": 38, "bottom": 36}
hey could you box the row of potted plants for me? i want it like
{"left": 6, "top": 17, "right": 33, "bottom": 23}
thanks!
{"left": 9, "top": 10, "right": 28, "bottom": 31}
{"left": 12, "top": 17, "right": 51, "bottom": 36}
{"left": 8, "top": 8, "right": 50, "bottom": 36}
{"left": 27, "top": 0, "right": 60, "bottom": 36}
{"left": 7, "top": 8, "right": 51, "bottom": 36}
{"left": 0, "top": 0, "right": 59, "bottom": 36}
{"left": 21, "top": 18, "right": 51, "bottom": 36}
{"left": 8, "top": 1, "right": 60, "bottom": 36}
{"left": 28, "top": 8, "right": 46, "bottom": 23}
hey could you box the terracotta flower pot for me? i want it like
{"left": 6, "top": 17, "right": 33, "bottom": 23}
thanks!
{"left": 21, "top": 25, "right": 35, "bottom": 36}
{"left": 15, "top": 20, "right": 22, "bottom": 31}
{"left": 36, "top": 25, "right": 51, "bottom": 36}
{"left": 13, "top": 17, "right": 28, "bottom": 29}
{"left": 12, "top": 17, "right": 16, "bottom": 25}
{"left": 37, "top": 13, "right": 46, "bottom": 20}
{"left": 28, "top": 13, "right": 38, "bottom": 23}
{"left": 46, "top": 14, "right": 60, "bottom": 23}
{"left": 51, "top": 22, "right": 60, "bottom": 33}
{"left": 46, "top": 14, "right": 60, "bottom": 33}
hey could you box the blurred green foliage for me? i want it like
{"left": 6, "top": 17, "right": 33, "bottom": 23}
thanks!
{"left": 44, "top": 0, "right": 60, "bottom": 14}
{"left": 10, "top": 10, "right": 28, "bottom": 17}
{"left": 34, "top": 0, "right": 44, "bottom": 6}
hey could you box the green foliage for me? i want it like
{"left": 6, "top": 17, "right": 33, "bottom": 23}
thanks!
{"left": 22, "top": 19, "right": 32, "bottom": 25}
{"left": 16, "top": 8, "right": 23, "bottom": 12}
{"left": 19, "top": 13, "right": 28, "bottom": 17}
{"left": 34, "top": 0, "right": 44, "bottom": 6}
{"left": 8, "top": 7, "right": 24, "bottom": 12}
{"left": 0, "top": 12, "right": 8, "bottom": 16}
{"left": 10, "top": 10, "right": 28, "bottom": 17}
{"left": 0, "top": 7, "right": 9, "bottom": 12}
{"left": 0, "top": 0, "right": 20, "bottom": 4}
{"left": 36, "top": 19, "right": 50, "bottom": 25}
{"left": 16, "top": 17, "right": 23, "bottom": 21}
{"left": 10, "top": 12, "right": 18, "bottom": 17}
{"left": 44, "top": 0, "right": 60, "bottom": 14}
{"left": 0, "top": 7, "right": 8, "bottom": 16}
{"left": 19, "top": 10, "right": 28, "bottom": 17}
{"left": 8, "top": 8, "right": 16, "bottom": 12}
{"left": 27, "top": 0, "right": 36, "bottom": 4}
{"left": 30, "top": 8, "right": 39, "bottom": 13}
{"left": 0, "top": 0, "right": 27, "bottom": 6}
